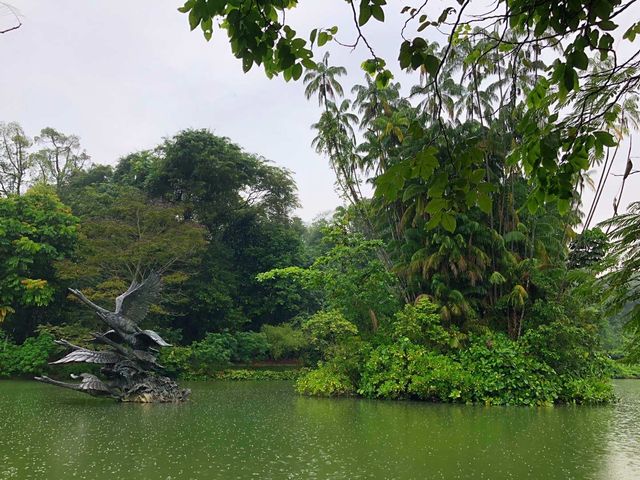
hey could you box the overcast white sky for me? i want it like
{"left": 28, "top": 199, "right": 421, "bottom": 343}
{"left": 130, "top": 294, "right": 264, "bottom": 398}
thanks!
{"left": 1, "top": 1, "right": 637, "bottom": 224}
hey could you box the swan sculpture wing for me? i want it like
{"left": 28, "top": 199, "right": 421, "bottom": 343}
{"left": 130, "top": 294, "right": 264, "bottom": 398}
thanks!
{"left": 114, "top": 271, "right": 162, "bottom": 324}
{"left": 72, "top": 373, "right": 112, "bottom": 394}
{"left": 137, "top": 329, "right": 171, "bottom": 347}
{"left": 51, "top": 348, "right": 120, "bottom": 365}
{"left": 35, "top": 373, "right": 115, "bottom": 397}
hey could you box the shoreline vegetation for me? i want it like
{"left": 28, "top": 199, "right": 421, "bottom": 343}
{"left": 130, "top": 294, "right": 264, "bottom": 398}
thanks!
{"left": 2, "top": 316, "right": 638, "bottom": 406}
{"left": 4, "top": 359, "right": 638, "bottom": 383}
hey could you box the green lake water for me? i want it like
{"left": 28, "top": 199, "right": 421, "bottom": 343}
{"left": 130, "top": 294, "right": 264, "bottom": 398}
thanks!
{"left": 1, "top": 380, "right": 639, "bottom": 479}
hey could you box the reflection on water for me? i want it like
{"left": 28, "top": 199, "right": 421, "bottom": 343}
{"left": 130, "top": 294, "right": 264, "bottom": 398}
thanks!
{"left": 0, "top": 380, "right": 638, "bottom": 479}
{"left": 601, "top": 381, "right": 640, "bottom": 479}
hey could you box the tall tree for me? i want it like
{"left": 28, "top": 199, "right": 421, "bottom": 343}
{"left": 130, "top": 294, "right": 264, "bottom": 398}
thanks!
{"left": 0, "top": 122, "right": 32, "bottom": 196}
{"left": 139, "top": 129, "right": 304, "bottom": 337}
{"left": 152, "top": 129, "right": 298, "bottom": 229}
{"left": 311, "top": 99, "right": 363, "bottom": 205}
{"left": 32, "top": 127, "right": 89, "bottom": 191}
{"left": 56, "top": 183, "right": 208, "bottom": 338}
{"left": 598, "top": 202, "right": 640, "bottom": 359}
{"left": 303, "top": 52, "right": 347, "bottom": 110}
{"left": 0, "top": 186, "right": 78, "bottom": 339}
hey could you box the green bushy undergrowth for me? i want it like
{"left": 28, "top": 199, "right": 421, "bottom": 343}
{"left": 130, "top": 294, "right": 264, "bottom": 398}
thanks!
{"left": 0, "top": 332, "right": 57, "bottom": 377}
{"left": 1, "top": 328, "right": 302, "bottom": 381}
{"left": 606, "top": 360, "right": 640, "bottom": 379}
{"left": 296, "top": 299, "right": 616, "bottom": 405}
{"left": 160, "top": 331, "right": 275, "bottom": 378}
{"left": 295, "top": 363, "right": 355, "bottom": 396}
{"left": 260, "top": 323, "right": 308, "bottom": 360}
{"left": 3, "top": 298, "right": 624, "bottom": 402}
{"left": 160, "top": 327, "right": 302, "bottom": 380}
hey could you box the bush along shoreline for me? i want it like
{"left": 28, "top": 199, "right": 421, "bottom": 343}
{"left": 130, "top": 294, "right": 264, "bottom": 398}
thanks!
{"left": 295, "top": 300, "right": 620, "bottom": 406}
{"left": 0, "top": 328, "right": 306, "bottom": 382}
{"left": 0, "top": 299, "right": 632, "bottom": 405}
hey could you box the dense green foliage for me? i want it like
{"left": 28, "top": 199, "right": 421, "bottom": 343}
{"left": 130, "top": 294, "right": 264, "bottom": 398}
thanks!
{"left": 0, "top": 328, "right": 305, "bottom": 380}
{"left": 174, "top": 1, "right": 640, "bottom": 394}
{"left": 261, "top": 323, "right": 307, "bottom": 360}
{"left": 0, "top": 332, "right": 57, "bottom": 377}
{"left": 0, "top": 117, "right": 634, "bottom": 403}
{"left": 1, "top": 128, "right": 308, "bottom": 343}
{"left": 0, "top": 126, "right": 323, "bottom": 380}
{"left": 0, "top": 187, "right": 78, "bottom": 337}
{"left": 257, "top": 216, "right": 401, "bottom": 332}
{"left": 598, "top": 203, "right": 640, "bottom": 360}
{"left": 296, "top": 298, "right": 615, "bottom": 405}
{"left": 160, "top": 331, "right": 272, "bottom": 378}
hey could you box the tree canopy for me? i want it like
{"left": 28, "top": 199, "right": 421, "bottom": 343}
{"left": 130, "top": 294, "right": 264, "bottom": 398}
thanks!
{"left": 179, "top": 0, "right": 639, "bottom": 219}
{"left": 0, "top": 126, "right": 307, "bottom": 343}
{"left": 0, "top": 186, "right": 77, "bottom": 337}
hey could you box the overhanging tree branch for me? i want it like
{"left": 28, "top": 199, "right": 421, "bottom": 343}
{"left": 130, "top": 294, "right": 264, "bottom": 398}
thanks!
{"left": 0, "top": 2, "right": 21, "bottom": 34}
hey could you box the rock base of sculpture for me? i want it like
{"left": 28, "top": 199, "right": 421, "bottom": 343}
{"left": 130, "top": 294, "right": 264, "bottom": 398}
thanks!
{"left": 120, "top": 375, "right": 191, "bottom": 403}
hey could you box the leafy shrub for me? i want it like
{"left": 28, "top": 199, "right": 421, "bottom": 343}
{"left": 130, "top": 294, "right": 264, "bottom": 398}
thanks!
{"left": 160, "top": 330, "right": 297, "bottom": 378}
{"left": 261, "top": 323, "right": 308, "bottom": 360}
{"left": 391, "top": 298, "right": 461, "bottom": 350}
{"left": 231, "top": 331, "right": 269, "bottom": 363}
{"left": 358, "top": 340, "right": 470, "bottom": 402}
{"left": 302, "top": 310, "right": 358, "bottom": 356}
{"left": 159, "top": 346, "right": 195, "bottom": 378}
{"left": 408, "top": 352, "right": 471, "bottom": 402}
{"left": 312, "top": 330, "right": 613, "bottom": 405}
{"left": 358, "top": 339, "right": 425, "bottom": 399}
{"left": 0, "top": 334, "right": 20, "bottom": 377}
{"left": 187, "top": 331, "right": 272, "bottom": 374}
{"left": 459, "top": 334, "right": 559, "bottom": 405}
{"left": 16, "top": 333, "right": 58, "bottom": 375}
{"left": 557, "top": 376, "right": 615, "bottom": 404}
{"left": 521, "top": 321, "right": 609, "bottom": 377}
{"left": 296, "top": 363, "right": 355, "bottom": 396}
{"left": 324, "top": 336, "right": 369, "bottom": 386}
{"left": 0, "top": 332, "right": 57, "bottom": 377}
{"left": 192, "top": 333, "right": 233, "bottom": 368}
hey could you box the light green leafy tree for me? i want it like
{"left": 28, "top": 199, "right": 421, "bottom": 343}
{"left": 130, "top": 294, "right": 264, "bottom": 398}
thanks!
{"left": 0, "top": 186, "right": 78, "bottom": 338}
